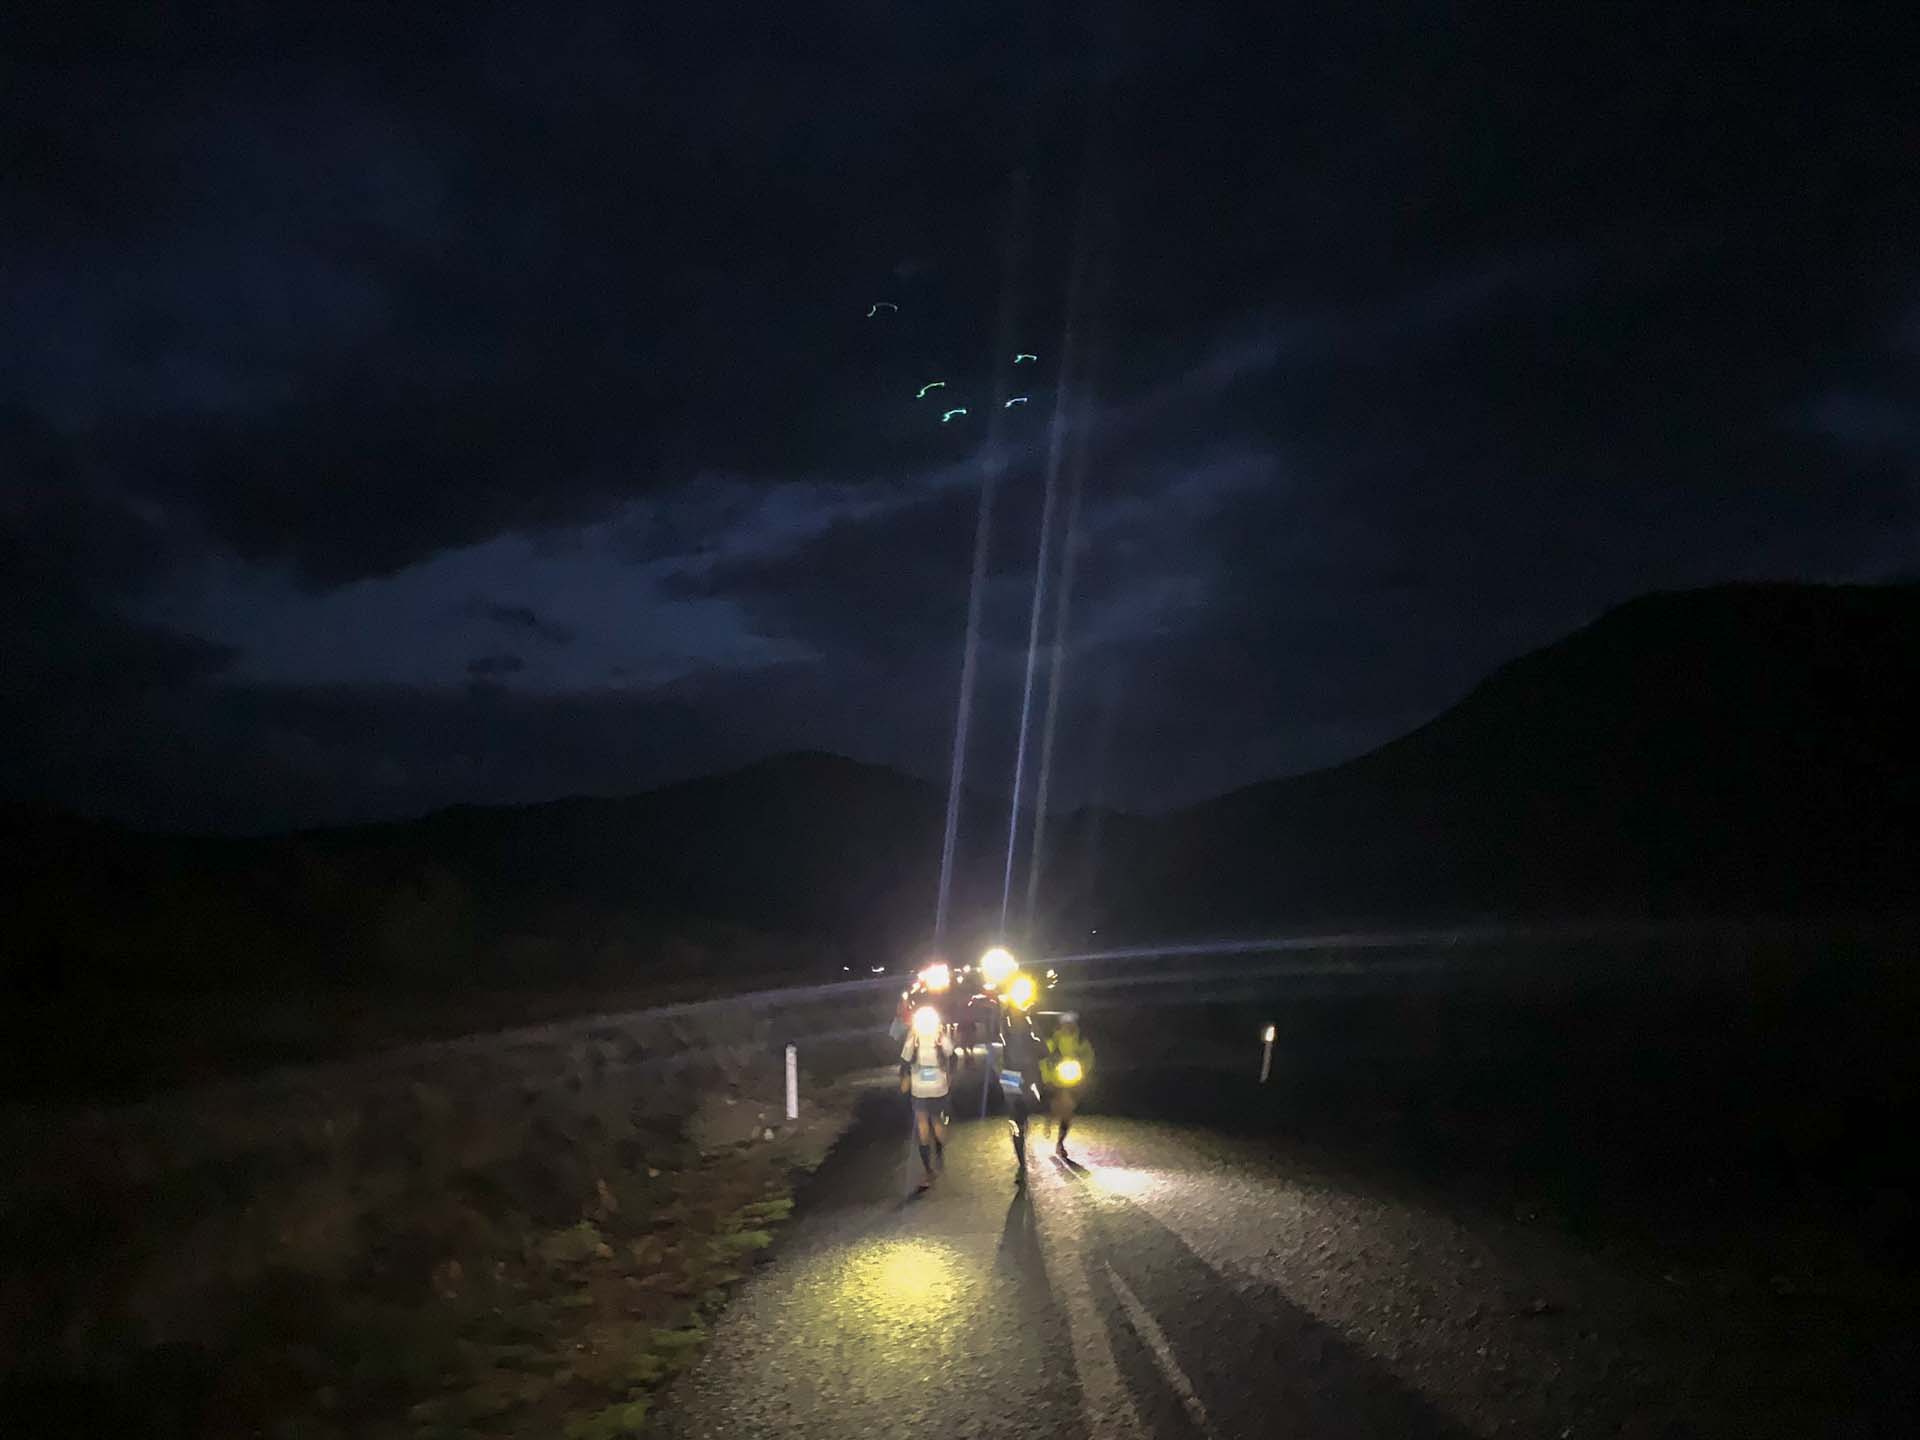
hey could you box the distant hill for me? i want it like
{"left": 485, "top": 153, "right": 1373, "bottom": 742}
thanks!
{"left": 1, "top": 751, "right": 1130, "bottom": 1001}
{"left": 303, "top": 749, "right": 1136, "bottom": 971}
{"left": 1133, "top": 583, "right": 1920, "bottom": 931}
{"left": 7, "top": 583, "right": 1916, "bottom": 1006}
{"left": 308, "top": 750, "right": 967, "bottom": 964}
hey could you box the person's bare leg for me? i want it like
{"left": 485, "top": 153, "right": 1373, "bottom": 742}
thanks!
{"left": 916, "top": 1110, "right": 934, "bottom": 1177}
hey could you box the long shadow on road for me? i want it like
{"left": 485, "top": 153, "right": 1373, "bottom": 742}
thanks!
{"left": 688, "top": 1084, "right": 1477, "bottom": 1438}
{"left": 996, "top": 1183, "right": 1096, "bottom": 1440}
{"left": 1055, "top": 1160, "right": 1476, "bottom": 1440}
{"left": 785, "top": 1084, "right": 911, "bottom": 1218}
{"left": 664, "top": 1089, "right": 1090, "bottom": 1440}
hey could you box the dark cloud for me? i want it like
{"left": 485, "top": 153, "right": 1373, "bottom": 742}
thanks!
{"left": 2, "top": 1, "right": 1917, "bottom": 827}
{"left": 0, "top": 597, "right": 234, "bottom": 707}
{"left": 0, "top": 588, "right": 240, "bottom": 830}
{"left": 664, "top": 483, "right": 986, "bottom": 665}
{"left": 2, "top": 1, "right": 1085, "bottom": 585}
{"left": 473, "top": 603, "right": 574, "bottom": 648}
{"left": 0, "top": 407, "right": 236, "bottom": 773}
{"left": 0, "top": 408, "right": 182, "bottom": 599}
{"left": 465, "top": 653, "right": 526, "bottom": 681}
{"left": 0, "top": 656, "right": 958, "bottom": 835}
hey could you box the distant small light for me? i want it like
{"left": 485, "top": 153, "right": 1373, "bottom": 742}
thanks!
{"left": 1262, "top": 1024, "right": 1277, "bottom": 1043}
{"left": 871, "top": 965, "right": 886, "bottom": 973}
{"left": 842, "top": 965, "right": 851, "bottom": 972}
{"left": 912, "top": 1005, "right": 942, "bottom": 1039}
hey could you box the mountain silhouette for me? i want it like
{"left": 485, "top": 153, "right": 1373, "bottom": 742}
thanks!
{"left": 6, "top": 583, "right": 1916, "bottom": 1006}
{"left": 1137, "top": 582, "right": 1920, "bottom": 930}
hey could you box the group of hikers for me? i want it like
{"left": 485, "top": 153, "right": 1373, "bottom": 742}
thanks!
{"left": 898, "top": 994, "right": 1094, "bottom": 1190}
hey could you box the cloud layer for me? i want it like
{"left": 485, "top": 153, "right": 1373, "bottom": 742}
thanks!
{"left": 3, "top": 1, "right": 1915, "bottom": 830}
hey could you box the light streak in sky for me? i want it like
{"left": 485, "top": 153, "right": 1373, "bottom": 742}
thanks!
{"left": 1005, "top": 396, "right": 1030, "bottom": 407}
{"left": 1025, "top": 177, "right": 1111, "bottom": 935}
{"left": 941, "top": 408, "right": 969, "bottom": 422}
{"left": 917, "top": 381, "right": 948, "bottom": 399}
{"left": 1001, "top": 353, "right": 1067, "bottom": 930}
{"left": 867, "top": 302, "right": 898, "bottom": 317}
{"left": 1025, "top": 403, "right": 1089, "bottom": 931}
{"left": 1014, "top": 352, "right": 1038, "bottom": 363}
{"left": 935, "top": 168, "right": 1030, "bottom": 945}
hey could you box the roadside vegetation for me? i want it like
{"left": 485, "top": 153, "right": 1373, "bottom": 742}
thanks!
{"left": 1, "top": 1028, "right": 880, "bottom": 1439}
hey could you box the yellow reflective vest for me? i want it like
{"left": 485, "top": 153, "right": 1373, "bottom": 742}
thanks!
{"left": 1040, "top": 1028, "right": 1093, "bottom": 1087}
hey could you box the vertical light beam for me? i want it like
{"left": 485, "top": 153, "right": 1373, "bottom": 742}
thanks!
{"left": 1025, "top": 248, "right": 1107, "bottom": 934}
{"left": 1023, "top": 86, "right": 1113, "bottom": 940}
{"left": 999, "top": 291, "right": 1080, "bottom": 933}
{"left": 936, "top": 452, "right": 999, "bottom": 944}
{"left": 934, "top": 171, "right": 1031, "bottom": 943}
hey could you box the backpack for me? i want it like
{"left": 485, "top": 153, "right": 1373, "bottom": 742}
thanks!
{"left": 907, "top": 1036, "right": 949, "bottom": 1069}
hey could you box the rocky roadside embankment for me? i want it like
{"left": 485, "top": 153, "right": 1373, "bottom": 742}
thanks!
{"left": 1, "top": 989, "right": 891, "bottom": 1439}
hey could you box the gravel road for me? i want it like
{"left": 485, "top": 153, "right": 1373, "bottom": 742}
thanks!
{"left": 657, "top": 1091, "right": 1914, "bottom": 1438}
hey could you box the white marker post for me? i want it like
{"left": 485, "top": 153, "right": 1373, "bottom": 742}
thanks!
{"left": 785, "top": 1043, "right": 799, "bottom": 1120}
{"left": 1259, "top": 1024, "right": 1276, "bottom": 1084}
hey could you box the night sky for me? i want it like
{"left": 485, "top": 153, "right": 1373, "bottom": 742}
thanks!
{"left": 4, "top": 2, "right": 1915, "bottom": 833}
